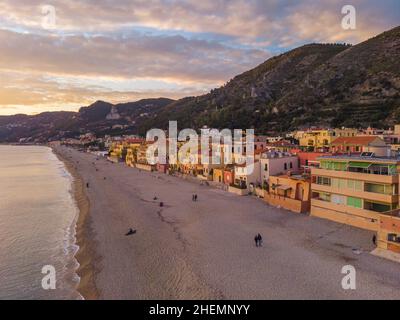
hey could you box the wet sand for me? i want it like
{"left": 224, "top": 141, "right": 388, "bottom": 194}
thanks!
{"left": 55, "top": 146, "right": 400, "bottom": 300}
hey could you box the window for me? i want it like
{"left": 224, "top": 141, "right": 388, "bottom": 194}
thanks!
{"left": 354, "top": 180, "right": 362, "bottom": 191}
{"left": 331, "top": 178, "right": 346, "bottom": 188}
{"left": 264, "top": 163, "right": 268, "bottom": 171}
{"left": 284, "top": 163, "right": 287, "bottom": 170}
{"left": 332, "top": 194, "right": 346, "bottom": 205}
{"left": 318, "top": 192, "right": 331, "bottom": 202}
{"left": 320, "top": 161, "right": 347, "bottom": 171}
{"left": 347, "top": 197, "right": 362, "bottom": 208}
{"left": 347, "top": 179, "right": 354, "bottom": 189}
{"left": 316, "top": 176, "right": 331, "bottom": 186}
{"left": 347, "top": 179, "right": 361, "bottom": 191}
{"left": 364, "top": 201, "right": 392, "bottom": 213}
{"left": 365, "top": 183, "right": 394, "bottom": 195}
{"left": 290, "top": 162, "right": 293, "bottom": 169}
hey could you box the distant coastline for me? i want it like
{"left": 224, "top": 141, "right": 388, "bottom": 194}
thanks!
{"left": 52, "top": 147, "right": 100, "bottom": 300}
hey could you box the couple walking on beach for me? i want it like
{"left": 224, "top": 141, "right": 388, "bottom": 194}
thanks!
{"left": 254, "top": 233, "right": 263, "bottom": 247}
{"left": 192, "top": 194, "right": 198, "bottom": 201}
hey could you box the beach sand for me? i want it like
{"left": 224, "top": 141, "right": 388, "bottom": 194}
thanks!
{"left": 55, "top": 146, "right": 400, "bottom": 300}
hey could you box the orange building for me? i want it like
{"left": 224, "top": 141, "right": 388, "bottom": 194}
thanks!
{"left": 378, "top": 211, "right": 400, "bottom": 254}
{"left": 264, "top": 174, "right": 311, "bottom": 214}
{"left": 331, "top": 136, "right": 390, "bottom": 156}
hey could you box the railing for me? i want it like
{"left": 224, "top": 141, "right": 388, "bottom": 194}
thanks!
{"left": 382, "top": 209, "right": 400, "bottom": 217}
{"left": 318, "top": 166, "right": 398, "bottom": 177}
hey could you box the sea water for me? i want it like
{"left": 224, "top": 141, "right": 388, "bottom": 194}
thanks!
{"left": 0, "top": 145, "right": 81, "bottom": 299}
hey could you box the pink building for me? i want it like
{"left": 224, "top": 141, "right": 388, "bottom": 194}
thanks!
{"left": 294, "top": 152, "right": 332, "bottom": 172}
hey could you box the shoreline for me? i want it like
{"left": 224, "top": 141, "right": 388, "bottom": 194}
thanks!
{"left": 52, "top": 147, "right": 100, "bottom": 300}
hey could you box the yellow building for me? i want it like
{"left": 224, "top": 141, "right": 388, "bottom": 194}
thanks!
{"left": 298, "top": 128, "right": 358, "bottom": 149}
{"left": 213, "top": 168, "right": 224, "bottom": 183}
{"left": 108, "top": 141, "right": 128, "bottom": 162}
{"left": 134, "top": 142, "right": 156, "bottom": 171}
{"left": 311, "top": 155, "right": 400, "bottom": 231}
{"left": 125, "top": 142, "right": 141, "bottom": 167}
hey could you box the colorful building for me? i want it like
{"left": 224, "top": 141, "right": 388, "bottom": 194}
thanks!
{"left": 311, "top": 155, "right": 400, "bottom": 231}
{"left": 264, "top": 174, "right": 311, "bottom": 214}
{"left": 378, "top": 211, "right": 400, "bottom": 254}
{"left": 260, "top": 152, "right": 299, "bottom": 186}
{"left": 125, "top": 139, "right": 143, "bottom": 167}
{"left": 211, "top": 168, "right": 224, "bottom": 183}
{"left": 293, "top": 151, "right": 333, "bottom": 173}
{"left": 233, "top": 160, "right": 261, "bottom": 191}
{"left": 224, "top": 167, "right": 235, "bottom": 186}
{"left": 264, "top": 140, "right": 299, "bottom": 153}
{"left": 254, "top": 135, "right": 268, "bottom": 151}
{"left": 330, "top": 136, "right": 390, "bottom": 156}
{"left": 298, "top": 128, "right": 359, "bottom": 150}
{"left": 108, "top": 141, "right": 128, "bottom": 162}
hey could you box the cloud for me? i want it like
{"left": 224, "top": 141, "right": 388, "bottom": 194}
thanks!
{"left": 0, "top": 29, "right": 267, "bottom": 82}
{"left": 0, "top": 0, "right": 398, "bottom": 115}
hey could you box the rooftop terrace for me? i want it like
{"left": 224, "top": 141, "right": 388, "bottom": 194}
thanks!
{"left": 318, "top": 155, "right": 400, "bottom": 164}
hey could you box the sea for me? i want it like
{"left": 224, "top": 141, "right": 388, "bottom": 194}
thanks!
{"left": 0, "top": 145, "right": 81, "bottom": 299}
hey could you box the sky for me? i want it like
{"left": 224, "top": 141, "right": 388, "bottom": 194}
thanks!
{"left": 0, "top": 0, "right": 399, "bottom": 115}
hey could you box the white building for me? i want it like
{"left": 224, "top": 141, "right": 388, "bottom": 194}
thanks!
{"left": 234, "top": 160, "right": 261, "bottom": 190}
{"left": 260, "top": 151, "right": 299, "bottom": 185}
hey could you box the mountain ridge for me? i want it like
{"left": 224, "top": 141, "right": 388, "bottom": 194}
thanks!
{"left": 0, "top": 26, "right": 399, "bottom": 142}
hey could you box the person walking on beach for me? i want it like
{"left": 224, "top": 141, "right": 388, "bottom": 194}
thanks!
{"left": 194, "top": 194, "right": 198, "bottom": 201}
{"left": 86, "top": 182, "right": 90, "bottom": 188}
{"left": 254, "top": 235, "right": 259, "bottom": 247}
{"left": 257, "top": 234, "right": 263, "bottom": 247}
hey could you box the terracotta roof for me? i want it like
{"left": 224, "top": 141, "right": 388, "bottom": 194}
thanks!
{"left": 331, "top": 136, "right": 380, "bottom": 146}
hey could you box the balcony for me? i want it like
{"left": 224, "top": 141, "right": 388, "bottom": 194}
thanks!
{"left": 311, "top": 198, "right": 379, "bottom": 220}
{"left": 312, "top": 168, "right": 397, "bottom": 184}
{"left": 311, "top": 183, "right": 398, "bottom": 203}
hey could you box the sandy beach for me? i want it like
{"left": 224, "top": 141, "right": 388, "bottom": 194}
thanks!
{"left": 55, "top": 146, "right": 400, "bottom": 300}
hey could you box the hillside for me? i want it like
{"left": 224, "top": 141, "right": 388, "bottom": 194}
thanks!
{"left": 0, "top": 98, "right": 174, "bottom": 142}
{"left": 139, "top": 26, "right": 400, "bottom": 134}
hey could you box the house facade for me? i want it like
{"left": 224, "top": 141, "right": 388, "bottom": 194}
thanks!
{"left": 260, "top": 152, "right": 299, "bottom": 186}
{"left": 264, "top": 174, "right": 311, "bottom": 213}
{"left": 311, "top": 155, "right": 400, "bottom": 231}
{"left": 234, "top": 160, "right": 261, "bottom": 190}
{"left": 330, "top": 136, "right": 390, "bottom": 157}
{"left": 298, "top": 128, "right": 358, "bottom": 150}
